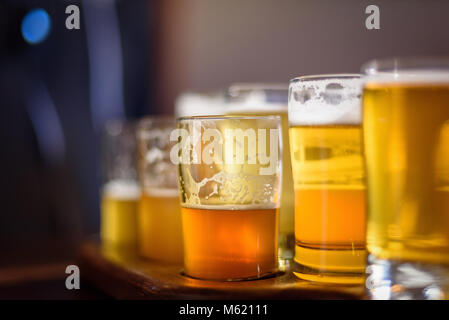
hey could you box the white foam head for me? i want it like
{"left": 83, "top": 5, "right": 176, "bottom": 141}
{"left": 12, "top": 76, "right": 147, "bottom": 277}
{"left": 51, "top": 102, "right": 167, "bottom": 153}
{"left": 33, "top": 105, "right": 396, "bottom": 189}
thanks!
{"left": 363, "top": 70, "right": 449, "bottom": 85}
{"left": 288, "top": 75, "right": 362, "bottom": 126}
{"left": 175, "top": 92, "right": 227, "bottom": 117}
{"left": 362, "top": 57, "right": 449, "bottom": 85}
{"left": 103, "top": 179, "right": 140, "bottom": 200}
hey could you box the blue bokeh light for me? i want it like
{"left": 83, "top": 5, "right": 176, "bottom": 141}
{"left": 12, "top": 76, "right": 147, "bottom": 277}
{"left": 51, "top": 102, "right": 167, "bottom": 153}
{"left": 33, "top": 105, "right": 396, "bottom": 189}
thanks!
{"left": 21, "top": 8, "right": 51, "bottom": 44}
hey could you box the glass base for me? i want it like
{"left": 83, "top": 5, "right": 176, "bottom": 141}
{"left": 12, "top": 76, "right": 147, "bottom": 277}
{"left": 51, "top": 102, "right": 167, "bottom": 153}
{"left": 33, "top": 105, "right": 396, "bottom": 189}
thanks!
{"left": 180, "top": 270, "right": 282, "bottom": 282}
{"left": 278, "top": 233, "right": 295, "bottom": 262}
{"left": 366, "top": 254, "right": 449, "bottom": 300}
{"left": 293, "top": 263, "right": 365, "bottom": 285}
{"left": 293, "top": 244, "right": 366, "bottom": 284}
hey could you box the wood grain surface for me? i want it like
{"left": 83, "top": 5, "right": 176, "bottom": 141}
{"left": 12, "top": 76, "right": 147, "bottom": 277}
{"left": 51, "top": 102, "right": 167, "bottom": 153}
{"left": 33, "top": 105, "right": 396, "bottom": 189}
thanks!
{"left": 79, "top": 240, "right": 366, "bottom": 300}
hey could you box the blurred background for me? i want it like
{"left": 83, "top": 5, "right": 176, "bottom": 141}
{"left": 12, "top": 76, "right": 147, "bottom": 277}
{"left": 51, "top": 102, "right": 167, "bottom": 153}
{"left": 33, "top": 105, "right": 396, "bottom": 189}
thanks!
{"left": 0, "top": 0, "right": 449, "bottom": 298}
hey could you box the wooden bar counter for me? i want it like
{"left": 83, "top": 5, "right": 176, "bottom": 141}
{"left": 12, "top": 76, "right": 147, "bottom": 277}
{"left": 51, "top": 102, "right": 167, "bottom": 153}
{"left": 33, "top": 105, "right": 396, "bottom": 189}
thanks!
{"left": 78, "top": 239, "right": 365, "bottom": 300}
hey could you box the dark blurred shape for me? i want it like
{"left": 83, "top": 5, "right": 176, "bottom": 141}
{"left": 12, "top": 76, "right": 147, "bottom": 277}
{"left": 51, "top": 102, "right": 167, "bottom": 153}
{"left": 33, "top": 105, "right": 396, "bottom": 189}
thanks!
{"left": 0, "top": 0, "right": 156, "bottom": 260}
{"left": 83, "top": 0, "right": 125, "bottom": 131}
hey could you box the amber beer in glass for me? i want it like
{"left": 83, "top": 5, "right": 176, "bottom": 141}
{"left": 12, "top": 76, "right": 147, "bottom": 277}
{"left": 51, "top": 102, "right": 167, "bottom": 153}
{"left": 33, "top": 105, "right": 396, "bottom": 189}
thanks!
{"left": 101, "top": 120, "right": 139, "bottom": 249}
{"left": 137, "top": 117, "right": 183, "bottom": 263}
{"left": 363, "top": 58, "right": 449, "bottom": 299}
{"left": 175, "top": 116, "right": 281, "bottom": 280}
{"left": 288, "top": 75, "right": 366, "bottom": 283}
{"left": 226, "top": 84, "right": 295, "bottom": 263}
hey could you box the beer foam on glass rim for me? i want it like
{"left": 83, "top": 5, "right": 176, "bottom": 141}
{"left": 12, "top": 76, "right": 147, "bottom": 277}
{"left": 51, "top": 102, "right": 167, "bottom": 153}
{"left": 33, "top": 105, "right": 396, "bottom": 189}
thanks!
{"left": 362, "top": 57, "right": 449, "bottom": 84}
{"left": 288, "top": 74, "right": 362, "bottom": 126}
{"left": 175, "top": 91, "right": 227, "bottom": 117}
{"left": 363, "top": 70, "right": 449, "bottom": 84}
{"left": 102, "top": 179, "right": 140, "bottom": 200}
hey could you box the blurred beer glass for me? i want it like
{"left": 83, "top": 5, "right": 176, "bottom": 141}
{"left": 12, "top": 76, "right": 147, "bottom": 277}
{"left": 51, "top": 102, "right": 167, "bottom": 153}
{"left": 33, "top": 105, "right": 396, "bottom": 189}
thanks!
{"left": 363, "top": 58, "right": 449, "bottom": 299}
{"left": 176, "top": 115, "right": 281, "bottom": 280}
{"left": 175, "top": 91, "right": 226, "bottom": 117}
{"left": 288, "top": 75, "right": 366, "bottom": 283}
{"left": 101, "top": 120, "right": 140, "bottom": 249}
{"left": 137, "top": 117, "right": 183, "bottom": 263}
{"left": 226, "top": 84, "right": 295, "bottom": 264}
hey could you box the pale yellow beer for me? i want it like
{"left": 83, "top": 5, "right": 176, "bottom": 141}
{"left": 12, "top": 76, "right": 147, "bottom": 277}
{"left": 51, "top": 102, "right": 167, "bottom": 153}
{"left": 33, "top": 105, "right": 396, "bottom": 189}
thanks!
{"left": 100, "top": 120, "right": 139, "bottom": 249}
{"left": 289, "top": 75, "right": 366, "bottom": 283}
{"left": 101, "top": 181, "right": 139, "bottom": 248}
{"left": 137, "top": 117, "right": 184, "bottom": 263}
{"left": 362, "top": 59, "right": 449, "bottom": 299}
{"left": 364, "top": 79, "right": 449, "bottom": 264}
{"left": 139, "top": 189, "right": 183, "bottom": 263}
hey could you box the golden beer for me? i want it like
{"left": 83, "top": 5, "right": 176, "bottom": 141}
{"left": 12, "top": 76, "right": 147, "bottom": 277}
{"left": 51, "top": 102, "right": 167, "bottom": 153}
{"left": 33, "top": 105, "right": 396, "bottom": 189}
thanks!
{"left": 101, "top": 181, "right": 139, "bottom": 248}
{"left": 364, "top": 81, "right": 449, "bottom": 264}
{"left": 289, "top": 75, "right": 366, "bottom": 283}
{"left": 290, "top": 126, "right": 365, "bottom": 278}
{"left": 139, "top": 189, "right": 183, "bottom": 263}
{"left": 137, "top": 117, "right": 184, "bottom": 263}
{"left": 362, "top": 58, "right": 449, "bottom": 299}
{"left": 182, "top": 206, "right": 279, "bottom": 280}
{"left": 100, "top": 120, "right": 139, "bottom": 250}
{"left": 177, "top": 116, "right": 282, "bottom": 280}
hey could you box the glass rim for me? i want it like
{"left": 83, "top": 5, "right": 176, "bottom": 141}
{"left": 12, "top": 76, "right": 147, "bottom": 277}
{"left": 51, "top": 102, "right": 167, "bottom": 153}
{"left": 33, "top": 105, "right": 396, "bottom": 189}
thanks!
{"left": 290, "top": 73, "right": 361, "bottom": 84}
{"left": 177, "top": 115, "right": 281, "bottom": 121}
{"left": 361, "top": 56, "right": 449, "bottom": 75}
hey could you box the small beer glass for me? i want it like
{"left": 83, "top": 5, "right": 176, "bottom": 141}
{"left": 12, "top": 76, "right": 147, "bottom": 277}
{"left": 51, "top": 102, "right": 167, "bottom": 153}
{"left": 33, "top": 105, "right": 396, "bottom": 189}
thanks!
{"left": 175, "top": 115, "right": 282, "bottom": 280}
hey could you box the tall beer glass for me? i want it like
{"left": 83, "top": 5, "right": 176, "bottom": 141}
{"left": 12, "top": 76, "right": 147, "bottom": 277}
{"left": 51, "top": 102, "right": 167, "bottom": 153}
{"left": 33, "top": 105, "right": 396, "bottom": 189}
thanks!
{"left": 137, "top": 117, "right": 183, "bottom": 263}
{"left": 226, "top": 84, "right": 295, "bottom": 264}
{"left": 175, "top": 115, "right": 281, "bottom": 280}
{"left": 288, "top": 75, "right": 366, "bottom": 283}
{"left": 101, "top": 120, "right": 140, "bottom": 249}
{"left": 363, "top": 58, "right": 449, "bottom": 299}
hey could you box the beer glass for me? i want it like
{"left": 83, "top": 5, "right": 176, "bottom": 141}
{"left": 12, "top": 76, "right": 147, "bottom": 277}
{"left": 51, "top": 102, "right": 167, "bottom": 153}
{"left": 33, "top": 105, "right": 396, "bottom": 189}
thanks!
{"left": 288, "top": 74, "right": 366, "bottom": 283}
{"left": 226, "top": 84, "right": 295, "bottom": 264}
{"left": 175, "top": 115, "right": 281, "bottom": 280}
{"left": 137, "top": 117, "right": 183, "bottom": 263}
{"left": 363, "top": 58, "right": 449, "bottom": 299}
{"left": 101, "top": 120, "right": 140, "bottom": 249}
